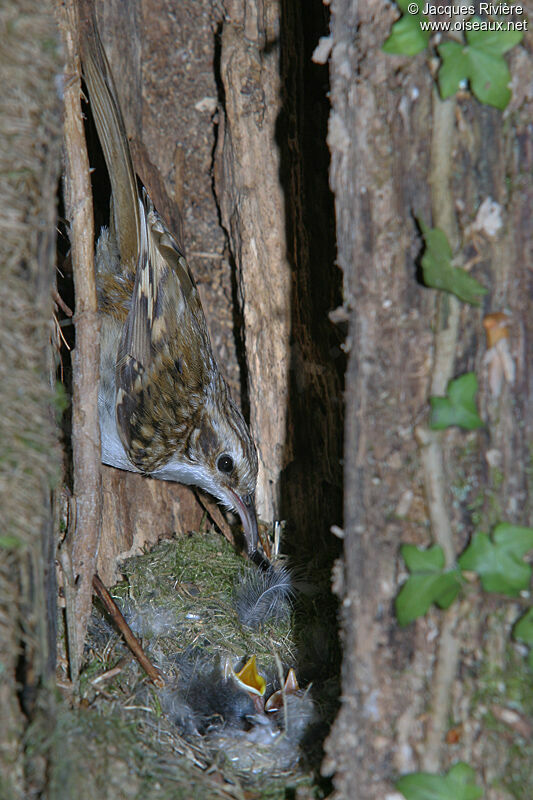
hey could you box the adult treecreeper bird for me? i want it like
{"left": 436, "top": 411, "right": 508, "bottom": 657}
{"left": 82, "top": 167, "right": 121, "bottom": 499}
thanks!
{"left": 80, "top": 22, "right": 259, "bottom": 554}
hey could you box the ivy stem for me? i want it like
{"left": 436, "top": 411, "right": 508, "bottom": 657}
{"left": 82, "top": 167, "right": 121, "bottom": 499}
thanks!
{"left": 417, "top": 89, "right": 462, "bottom": 773}
{"left": 428, "top": 91, "right": 461, "bottom": 399}
{"left": 416, "top": 91, "right": 459, "bottom": 568}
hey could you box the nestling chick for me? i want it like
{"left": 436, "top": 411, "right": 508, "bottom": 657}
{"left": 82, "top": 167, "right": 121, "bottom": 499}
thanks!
{"left": 155, "top": 650, "right": 318, "bottom": 772}
{"left": 80, "top": 22, "right": 259, "bottom": 553}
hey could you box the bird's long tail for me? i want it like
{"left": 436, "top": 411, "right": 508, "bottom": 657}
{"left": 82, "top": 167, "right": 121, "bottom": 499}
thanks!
{"left": 80, "top": 18, "right": 140, "bottom": 271}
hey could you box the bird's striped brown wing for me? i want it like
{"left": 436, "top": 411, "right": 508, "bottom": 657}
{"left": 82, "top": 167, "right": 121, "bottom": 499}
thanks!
{"left": 83, "top": 18, "right": 220, "bottom": 473}
{"left": 115, "top": 194, "right": 217, "bottom": 472}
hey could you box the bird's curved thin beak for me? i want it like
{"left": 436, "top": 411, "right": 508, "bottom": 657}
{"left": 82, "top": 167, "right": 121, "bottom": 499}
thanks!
{"left": 230, "top": 490, "right": 258, "bottom": 555}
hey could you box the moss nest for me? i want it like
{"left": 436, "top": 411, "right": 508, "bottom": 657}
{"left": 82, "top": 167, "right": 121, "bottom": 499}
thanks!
{"left": 55, "top": 528, "right": 338, "bottom": 798}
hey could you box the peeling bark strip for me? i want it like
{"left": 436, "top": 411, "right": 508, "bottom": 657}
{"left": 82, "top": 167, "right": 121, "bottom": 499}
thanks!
{"left": 57, "top": 0, "right": 102, "bottom": 672}
{"left": 214, "top": 3, "right": 291, "bottom": 524}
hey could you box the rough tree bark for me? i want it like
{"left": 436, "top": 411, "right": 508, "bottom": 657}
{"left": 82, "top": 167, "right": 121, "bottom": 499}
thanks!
{"left": 213, "top": 0, "right": 344, "bottom": 546}
{"left": 0, "top": 2, "right": 62, "bottom": 796}
{"left": 214, "top": 0, "right": 292, "bottom": 524}
{"left": 325, "top": 2, "right": 532, "bottom": 798}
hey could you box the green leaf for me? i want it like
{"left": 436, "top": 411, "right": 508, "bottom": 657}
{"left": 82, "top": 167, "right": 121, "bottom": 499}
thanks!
{"left": 396, "top": 544, "right": 461, "bottom": 625}
{"left": 396, "top": 572, "right": 462, "bottom": 625}
{"left": 438, "top": 41, "right": 470, "bottom": 98}
{"left": 459, "top": 524, "right": 533, "bottom": 596}
{"left": 467, "top": 26, "right": 524, "bottom": 57}
{"left": 468, "top": 47, "right": 512, "bottom": 109}
{"left": 436, "top": 573, "right": 463, "bottom": 610}
{"left": 429, "top": 373, "right": 484, "bottom": 431}
{"left": 397, "top": 761, "right": 483, "bottom": 800}
{"left": 401, "top": 543, "right": 445, "bottom": 573}
{"left": 437, "top": 23, "right": 523, "bottom": 109}
{"left": 382, "top": 1, "right": 430, "bottom": 56}
{"left": 419, "top": 222, "right": 487, "bottom": 305}
{"left": 493, "top": 523, "right": 533, "bottom": 559}
{"left": 514, "top": 608, "right": 533, "bottom": 646}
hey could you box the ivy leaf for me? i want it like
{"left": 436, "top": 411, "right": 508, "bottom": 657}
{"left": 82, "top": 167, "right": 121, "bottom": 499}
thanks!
{"left": 429, "top": 373, "right": 484, "bottom": 431}
{"left": 382, "top": 1, "right": 430, "bottom": 56}
{"left": 396, "top": 573, "right": 462, "bottom": 625}
{"left": 467, "top": 26, "right": 524, "bottom": 57}
{"left": 419, "top": 222, "right": 487, "bottom": 305}
{"left": 397, "top": 761, "right": 483, "bottom": 800}
{"left": 493, "top": 522, "right": 533, "bottom": 558}
{"left": 459, "top": 524, "right": 533, "bottom": 596}
{"left": 438, "top": 24, "right": 523, "bottom": 110}
{"left": 438, "top": 41, "right": 469, "bottom": 97}
{"left": 396, "top": 544, "right": 461, "bottom": 625}
{"left": 402, "top": 543, "right": 445, "bottom": 573}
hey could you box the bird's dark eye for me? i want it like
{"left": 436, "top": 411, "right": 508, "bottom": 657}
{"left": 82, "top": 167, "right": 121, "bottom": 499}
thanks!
{"left": 217, "top": 454, "right": 234, "bottom": 474}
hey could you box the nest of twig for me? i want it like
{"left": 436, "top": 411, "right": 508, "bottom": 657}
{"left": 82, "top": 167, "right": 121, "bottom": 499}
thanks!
{"left": 53, "top": 529, "right": 337, "bottom": 798}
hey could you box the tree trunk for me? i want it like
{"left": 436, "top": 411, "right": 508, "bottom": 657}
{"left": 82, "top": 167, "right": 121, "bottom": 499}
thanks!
{"left": 325, "top": 2, "right": 533, "bottom": 797}
{"left": 0, "top": 2, "right": 63, "bottom": 795}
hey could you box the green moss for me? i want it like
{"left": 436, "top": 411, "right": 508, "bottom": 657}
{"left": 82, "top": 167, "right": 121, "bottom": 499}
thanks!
{"left": 490, "top": 467, "right": 504, "bottom": 491}
{"left": 115, "top": 531, "right": 295, "bottom": 670}
{"left": 476, "top": 649, "right": 533, "bottom": 799}
{"left": 71, "top": 531, "right": 333, "bottom": 798}
{"left": 28, "top": 707, "right": 253, "bottom": 800}
{"left": 450, "top": 437, "right": 507, "bottom": 533}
